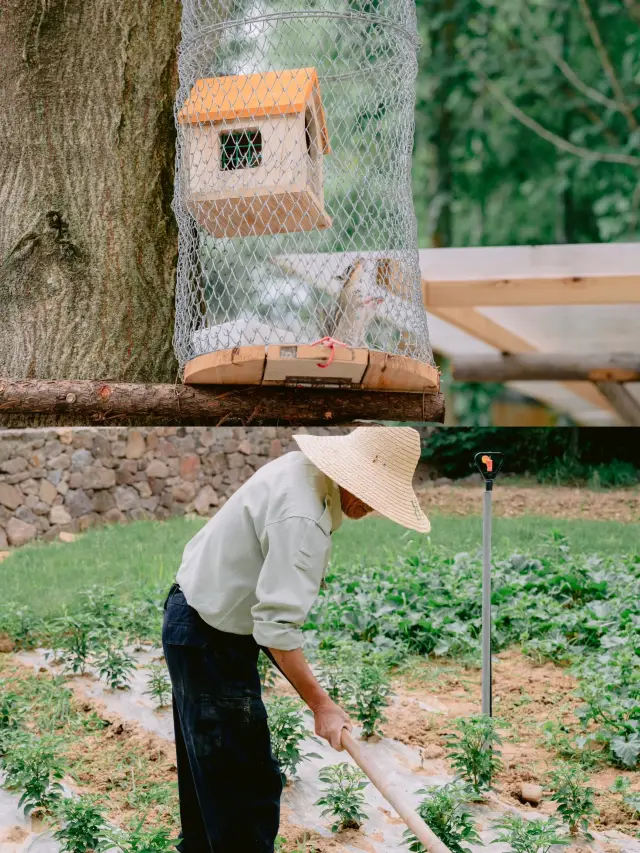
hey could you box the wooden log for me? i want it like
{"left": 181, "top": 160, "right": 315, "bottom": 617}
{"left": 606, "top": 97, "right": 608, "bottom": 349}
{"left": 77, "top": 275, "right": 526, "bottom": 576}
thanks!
{"left": 341, "top": 730, "right": 452, "bottom": 853}
{"left": 594, "top": 382, "right": 640, "bottom": 426}
{"left": 0, "top": 379, "right": 446, "bottom": 427}
{"left": 452, "top": 353, "right": 640, "bottom": 382}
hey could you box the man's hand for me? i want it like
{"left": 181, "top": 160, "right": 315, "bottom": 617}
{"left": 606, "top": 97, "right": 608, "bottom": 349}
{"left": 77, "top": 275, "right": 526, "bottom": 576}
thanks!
{"left": 267, "top": 647, "right": 352, "bottom": 751}
{"left": 312, "top": 697, "right": 352, "bottom": 751}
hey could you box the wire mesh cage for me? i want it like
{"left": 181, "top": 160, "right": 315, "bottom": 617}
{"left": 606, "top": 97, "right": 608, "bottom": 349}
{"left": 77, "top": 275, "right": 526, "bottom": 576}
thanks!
{"left": 173, "top": 0, "right": 438, "bottom": 392}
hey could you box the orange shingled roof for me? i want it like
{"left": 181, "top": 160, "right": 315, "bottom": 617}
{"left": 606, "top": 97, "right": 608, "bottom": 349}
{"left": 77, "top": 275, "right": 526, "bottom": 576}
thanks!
{"left": 178, "top": 68, "right": 331, "bottom": 154}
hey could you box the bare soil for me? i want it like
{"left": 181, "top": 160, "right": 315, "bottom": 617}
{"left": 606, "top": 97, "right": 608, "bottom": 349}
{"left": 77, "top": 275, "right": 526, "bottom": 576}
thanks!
{"left": 415, "top": 484, "right": 640, "bottom": 523}
{"left": 382, "top": 649, "right": 640, "bottom": 834}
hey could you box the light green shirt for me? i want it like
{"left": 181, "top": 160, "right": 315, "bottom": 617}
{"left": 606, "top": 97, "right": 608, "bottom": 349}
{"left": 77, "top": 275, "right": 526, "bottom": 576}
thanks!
{"left": 176, "top": 451, "right": 342, "bottom": 651}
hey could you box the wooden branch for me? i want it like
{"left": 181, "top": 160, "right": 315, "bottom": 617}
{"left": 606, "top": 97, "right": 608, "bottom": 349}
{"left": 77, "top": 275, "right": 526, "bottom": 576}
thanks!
{"left": 0, "top": 379, "right": 446, "bottom": 427}
{"left": 594, "top": 382, "right": 640, "bottom": 426}
{"left": 577, "top": 0, "right": 638, "bottom": 131}
{"left": 452, "top": 353, "right": 640, "bottom": 382}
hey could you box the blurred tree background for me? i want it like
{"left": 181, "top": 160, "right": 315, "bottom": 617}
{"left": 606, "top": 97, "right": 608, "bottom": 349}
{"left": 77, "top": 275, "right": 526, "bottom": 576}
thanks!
{"left": 413, "top": 0, "right": 640, "bottom": 247}
{"left": 412, "top": 0, "right": 639, "bottom": 424}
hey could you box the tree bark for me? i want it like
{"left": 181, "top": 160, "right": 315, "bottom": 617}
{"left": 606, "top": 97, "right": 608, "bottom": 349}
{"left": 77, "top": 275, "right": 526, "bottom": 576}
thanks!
{"left": 0, "top": 1, "right": 181, "bottom": 383}
{"left": 0, "top": 379, "right": 446, "bottom": 426}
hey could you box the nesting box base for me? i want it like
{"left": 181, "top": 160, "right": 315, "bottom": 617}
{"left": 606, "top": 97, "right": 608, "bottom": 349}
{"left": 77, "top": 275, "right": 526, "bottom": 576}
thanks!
{"left": 183, "top": 346, "right": 440, "bottom": 393}
{"left": 187, "top": 188, "right": 332, "bottom": 238}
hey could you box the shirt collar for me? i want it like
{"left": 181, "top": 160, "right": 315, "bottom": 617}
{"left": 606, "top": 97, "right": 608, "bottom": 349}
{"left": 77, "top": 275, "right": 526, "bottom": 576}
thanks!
{"left": 326, "top": 476, "right": 343, "bottom": 533}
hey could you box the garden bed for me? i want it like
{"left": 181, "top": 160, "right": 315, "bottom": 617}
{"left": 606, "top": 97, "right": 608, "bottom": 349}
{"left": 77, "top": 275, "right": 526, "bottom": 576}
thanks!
{"left": 0, "top": 519, "right": 638, "bottom": 852}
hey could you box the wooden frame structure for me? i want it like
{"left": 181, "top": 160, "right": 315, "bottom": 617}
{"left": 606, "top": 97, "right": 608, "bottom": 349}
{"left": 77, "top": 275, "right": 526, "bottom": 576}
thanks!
{"left": 419, "top": 242, "right": 640, "bottom": 426}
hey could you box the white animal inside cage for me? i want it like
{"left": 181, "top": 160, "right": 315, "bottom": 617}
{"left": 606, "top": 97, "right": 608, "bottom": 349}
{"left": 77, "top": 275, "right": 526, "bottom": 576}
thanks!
{"left": 177, "top": 68, "right": 332, "bottom": 238}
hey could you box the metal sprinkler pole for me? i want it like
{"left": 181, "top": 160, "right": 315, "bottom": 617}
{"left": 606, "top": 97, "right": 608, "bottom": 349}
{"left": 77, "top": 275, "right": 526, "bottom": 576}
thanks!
{"left": 474, "top": 452, "right": 504, "bottom": 718}
{"left": 481, "top": 479, "right": 493, "bottom": 716}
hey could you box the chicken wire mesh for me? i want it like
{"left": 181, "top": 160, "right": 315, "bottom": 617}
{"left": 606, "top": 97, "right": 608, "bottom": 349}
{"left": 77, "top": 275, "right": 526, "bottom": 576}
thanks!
{"left": 173, "top": 0, "right": 434, "bottom": 373}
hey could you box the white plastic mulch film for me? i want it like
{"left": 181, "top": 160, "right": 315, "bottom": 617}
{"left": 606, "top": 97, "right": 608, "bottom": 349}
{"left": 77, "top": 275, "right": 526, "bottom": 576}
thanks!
{"left": 173, "top": 0, "right": 434, "bottom": 371}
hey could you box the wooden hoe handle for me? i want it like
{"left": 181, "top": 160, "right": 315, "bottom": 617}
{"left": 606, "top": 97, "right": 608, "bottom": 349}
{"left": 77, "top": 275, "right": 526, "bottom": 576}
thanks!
{"left": 340, "top": 729, "right": 453, "bottom": 853}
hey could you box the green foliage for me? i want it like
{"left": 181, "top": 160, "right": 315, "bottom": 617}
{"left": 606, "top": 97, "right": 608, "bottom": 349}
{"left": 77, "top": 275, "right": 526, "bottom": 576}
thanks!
{"left": 266, "top": 696, "right": 320, "bottom": 783}
{"left": 54, "top": 616, "right": 95, "bottom": 676}
{"left": 113, "top": 821, "right": 176, "bottom": 853}
{"left": 315, "top": 763, "right": 369, "bottom": 833}
{"left": 491, "top": 816, "right": 568, "bottom": 853}
{"left": 445, "top": 715, "right": 503, "bottom": 795}
{"left": 420, "top": 428, "right": 640, "bottom": 484}
{"left": 547, "top": 762, "right": 597, "bottom": 837}
{"left": 2, "top": 732, "right": 66, "bottom": 816}
{"left": 347, "top": 662, "right": 392, "bottom": 739}
{"left": 0, "top": 603, "right": 38, "bottom": 650}
{"left": 145, "top": 664, "right": 172, "bottom": 710}
{"left": 95, "top": 645, "right": 137, "bottom": 691}
{"left": 53, "top": 797, "right": 111, "bottom": 853}
{"left": 258, "top": 650, "right": 278, "bottom": 690}
{"left": 404, "top": 782, "right": 482, "bottom": 853}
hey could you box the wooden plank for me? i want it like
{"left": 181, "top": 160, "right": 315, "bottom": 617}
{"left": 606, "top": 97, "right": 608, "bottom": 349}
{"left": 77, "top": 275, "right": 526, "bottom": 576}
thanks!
{"left": 184, "top": 347, "right": 266, "bottom": 385}
{"left": 263, "top": 344, "right": 368, "bottom": 386}
{"left": 362, "top": 352, "right": 440, "bottom": 393}
{"left": 452, "top": 353, "right": 640, "bottom": 382}
{"left": 430, "top": 306, "right": 613, "bottom": 414}
{"left": 0, "top": 379, "right": 446, "bottom": 427}
{"left": 420, "top": 243, "right": 640, "bottom": 306}
{"left": 422, "top": 275, "right": 640, "bottom": 307}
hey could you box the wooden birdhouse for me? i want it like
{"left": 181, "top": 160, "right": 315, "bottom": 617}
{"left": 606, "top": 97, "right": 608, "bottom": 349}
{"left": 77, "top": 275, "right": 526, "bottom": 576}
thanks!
{"left": 177, "top": 68, "right": 332, "bottom": 238}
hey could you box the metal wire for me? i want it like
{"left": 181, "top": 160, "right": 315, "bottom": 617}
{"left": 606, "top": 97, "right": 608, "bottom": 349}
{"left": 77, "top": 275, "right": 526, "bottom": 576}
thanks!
{"left": 173, "top": 0, "right": 433, "bottom": 371}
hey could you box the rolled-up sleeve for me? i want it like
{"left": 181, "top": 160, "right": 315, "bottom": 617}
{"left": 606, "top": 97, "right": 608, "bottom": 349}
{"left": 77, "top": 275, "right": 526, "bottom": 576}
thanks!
{"left": 252, "top": 516, "right": 331, "bottom": 651}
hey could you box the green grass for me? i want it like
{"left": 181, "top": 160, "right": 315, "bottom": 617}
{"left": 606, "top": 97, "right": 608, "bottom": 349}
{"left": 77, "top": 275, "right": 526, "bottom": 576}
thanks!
{"left": 1, "top": 513, "right": 638, "bottom": 619}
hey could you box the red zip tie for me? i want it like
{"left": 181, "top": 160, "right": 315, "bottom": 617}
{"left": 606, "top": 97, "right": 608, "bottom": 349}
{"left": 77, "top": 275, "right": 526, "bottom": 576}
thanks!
{"left": 310, "top": 336, "right": 349, "bottom": 368}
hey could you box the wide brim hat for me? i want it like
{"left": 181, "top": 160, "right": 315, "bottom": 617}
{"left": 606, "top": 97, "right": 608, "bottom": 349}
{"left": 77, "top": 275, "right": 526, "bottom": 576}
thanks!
{"left": 293, "top": 427, "right": 430, "bottom": 533}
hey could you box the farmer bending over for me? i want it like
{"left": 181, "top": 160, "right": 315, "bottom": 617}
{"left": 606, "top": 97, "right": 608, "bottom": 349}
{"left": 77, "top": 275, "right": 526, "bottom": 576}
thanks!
{"left": 162, "top": 426, "right": 430, "bottom": 853}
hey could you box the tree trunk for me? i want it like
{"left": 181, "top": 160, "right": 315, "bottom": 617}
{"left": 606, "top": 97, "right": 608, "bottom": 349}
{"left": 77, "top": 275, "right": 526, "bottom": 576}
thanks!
{"left": 0, "top": 0, "right": 181, "bottom": 384}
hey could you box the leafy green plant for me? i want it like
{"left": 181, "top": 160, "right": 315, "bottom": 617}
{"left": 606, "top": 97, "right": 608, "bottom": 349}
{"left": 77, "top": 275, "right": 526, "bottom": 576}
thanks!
{"left": 404, "top": 782, "right": 482, "bottom": 853}
{"left": 492, "top": 816, "right": 568, "bottom": 853}
{"left": 609, "top": 776, "right": 631, "bottom": 794}
{"left": 258, "top": 650, "right": 277, "bottom": 689}
{"left": 113, "top": 820, "right": 176, "bottom": 852}
{"left": 55, "top": 616, "right": 94, "bottom": 675}
{"left": 0, "top": 603, "right": 38, "bottom": 650}
{"left": 315, "top": 763, "right": 369, "bottom": 833}
{"left": 547, "top": 762, "right": 597, "bottom": 837}
{"left": 0, "top": 690, "right": 23, "bottom": 747}
{"left": 266, "top": 696, "right": 320, "bottom": 783}
{"left": 2, "top": 733, "right": 66, "bottom": 816}
{"left": 53, "top": 797, "right": 111, "bottom": 852}
{"left": 145, "top": 664, "right": 171, "bottom": 709}
{"left": 624, "top": 792, "right": 640, "bottom": 816}
{"left": 445, "top": 715, "right": 503, "bottom": 795}
{"left": 347, "top": 662, "right": 392, "bottom": 739}
{"left": 95, "top": 645, "right": 137, "bottom": 690}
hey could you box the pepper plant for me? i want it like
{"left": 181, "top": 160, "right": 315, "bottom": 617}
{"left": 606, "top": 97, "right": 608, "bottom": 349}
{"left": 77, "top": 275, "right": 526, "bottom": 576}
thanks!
{"left": 95, "top": 644, "right": 137, "bottom": 690}
{"left": 258, "top": 650, "right": 278, "bottom": 689}
{"left": 348, "top": 662, "right": 392, "bottom": 739}
{"left": 2, "top": 732, "right": 66, "bottom": 816}
{"left": 266, "top": 696, "right": 320, "bottom": 784}
{"left": 53, "top": 797, "right": 111, "bottom": 853}
{"left": 315, "top": 763, "right": 369, "bottom": 832}
{"left": 445, "top": 715, "right": 503, "bottom": 795}
{"left": 547, "top": 762, "right": 597, "bottom": 837}
{"left": 404, "top": 782, "right": 481, "bottom": 853}
{"left": 145, "top": 663, "right": 172, "bottom": 709}
{"left": 491, "top": 816, "right": 568, "bottom": 853}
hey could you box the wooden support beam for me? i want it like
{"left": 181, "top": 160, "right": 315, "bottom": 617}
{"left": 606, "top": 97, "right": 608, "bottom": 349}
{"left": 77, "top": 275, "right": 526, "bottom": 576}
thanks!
{"left": 420, "top": 243, "right": 640, "bottom": 306}
{"left": 422, "top": 276, "right": 640, "bottom": 307}
{"left": 593, "top": 382, "right": 640, "bottom": 426}
{"left": 0, "top": 379, "right": 446, "bottom": 427}
{"left": 452, "top": 353, "right": 640, "bottom": 382}
{"left": 428, "top": 306, "right": 613, "bottom": 415}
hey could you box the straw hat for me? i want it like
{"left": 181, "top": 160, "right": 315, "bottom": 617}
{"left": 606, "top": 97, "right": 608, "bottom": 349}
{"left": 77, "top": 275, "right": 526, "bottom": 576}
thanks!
{"left": 293, "top": 427, "right": 430, "bottom": 533}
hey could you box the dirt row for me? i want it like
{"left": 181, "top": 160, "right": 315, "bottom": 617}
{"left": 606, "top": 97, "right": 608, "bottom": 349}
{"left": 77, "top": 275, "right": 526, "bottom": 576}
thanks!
{"left": 414, "top": 484, "right": 640, "bottom": 523}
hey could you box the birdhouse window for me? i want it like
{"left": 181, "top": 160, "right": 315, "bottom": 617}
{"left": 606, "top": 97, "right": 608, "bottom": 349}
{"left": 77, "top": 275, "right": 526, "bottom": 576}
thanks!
{"left": 220, "top": 129, "right": 262, "bottom": 171}
{"left": 304, "top": 108, "right": 316, "bottom": 160}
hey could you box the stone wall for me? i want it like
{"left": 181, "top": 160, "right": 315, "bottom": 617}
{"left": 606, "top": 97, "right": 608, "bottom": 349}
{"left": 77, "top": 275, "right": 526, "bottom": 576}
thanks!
{"left": 0, "top": 427, "right": 345, "bottom": 548}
